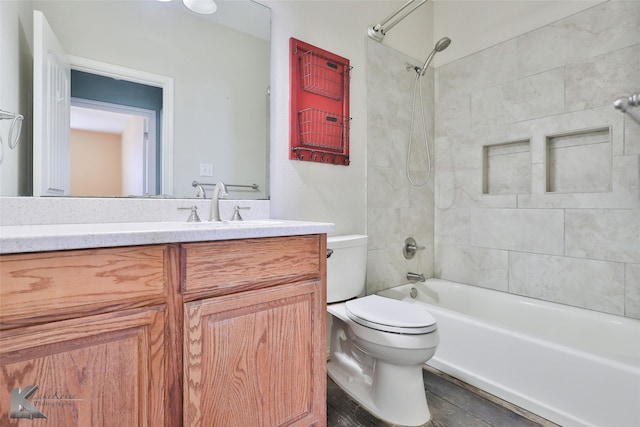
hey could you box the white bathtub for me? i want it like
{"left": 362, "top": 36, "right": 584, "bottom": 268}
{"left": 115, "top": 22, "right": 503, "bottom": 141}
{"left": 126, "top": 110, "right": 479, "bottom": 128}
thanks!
{"left": 378, "top": 278, "right": 640, "bottom": 427}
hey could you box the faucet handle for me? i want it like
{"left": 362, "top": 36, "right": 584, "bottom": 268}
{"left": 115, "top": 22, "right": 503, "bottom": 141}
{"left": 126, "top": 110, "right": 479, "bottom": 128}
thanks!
{"left": 178, "top": 205, "right": 201, "bottom": 222}
{"left": 231, "top": 206, "right": 250, "bottom": 221}
{"left": 403, "top": 237, "right": 425, "bottom": 259}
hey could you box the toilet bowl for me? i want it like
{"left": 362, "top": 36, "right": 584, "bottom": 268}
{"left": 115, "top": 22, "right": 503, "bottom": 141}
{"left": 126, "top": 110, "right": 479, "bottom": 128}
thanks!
{"left": 326, "top": 235, "right": 439, "bottom": 426}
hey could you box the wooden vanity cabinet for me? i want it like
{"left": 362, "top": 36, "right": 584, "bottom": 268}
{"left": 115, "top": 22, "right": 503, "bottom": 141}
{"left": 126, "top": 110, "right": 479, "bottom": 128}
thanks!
{"left": 0, "top": 246, "right": 167, "bottom": 427}
{"left": 0, "top": 234, "right": 327, "bottom": 427}
{"left": 181, "top": 235, "right": 327, "bottom": 427}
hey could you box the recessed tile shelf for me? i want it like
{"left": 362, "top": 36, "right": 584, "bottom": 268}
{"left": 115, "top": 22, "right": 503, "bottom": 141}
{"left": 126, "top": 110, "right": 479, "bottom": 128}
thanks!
{"left": 482, "top": 140, "right": 531, "bottom": 195}
{"left": 546, "top": 127, "right": 611, "bottom": 194}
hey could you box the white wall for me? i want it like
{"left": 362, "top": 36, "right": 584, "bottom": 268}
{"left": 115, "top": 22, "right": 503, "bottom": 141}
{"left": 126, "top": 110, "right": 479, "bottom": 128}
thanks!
{"left": 121, "top": 116, "right": 145, "bottom": 197}
{"left": 70, "top": 129, "right": 122, "bottom": 197}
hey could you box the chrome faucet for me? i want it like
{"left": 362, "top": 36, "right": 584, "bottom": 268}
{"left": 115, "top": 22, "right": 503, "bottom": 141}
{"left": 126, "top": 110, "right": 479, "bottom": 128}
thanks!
{"left": 209, "top": 182, "right": 228, "bottom": 221}
{"left": 407, "top": 272, "right": 425, "bottom": 282}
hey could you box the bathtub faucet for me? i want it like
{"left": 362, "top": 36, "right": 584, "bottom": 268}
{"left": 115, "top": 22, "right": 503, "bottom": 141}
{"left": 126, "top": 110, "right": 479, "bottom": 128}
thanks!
{"left": 407, "top": 272, "right": 425, "bottom": 282}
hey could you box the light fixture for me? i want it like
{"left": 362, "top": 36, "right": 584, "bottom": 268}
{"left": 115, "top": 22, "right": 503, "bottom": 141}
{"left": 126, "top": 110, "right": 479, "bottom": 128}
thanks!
{"left": 182, "top": 0, "right": 217, "bottom": 14}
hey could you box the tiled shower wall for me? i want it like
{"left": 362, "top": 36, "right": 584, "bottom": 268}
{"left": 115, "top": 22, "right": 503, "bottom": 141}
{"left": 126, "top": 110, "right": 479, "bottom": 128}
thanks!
{"left": 434, "top": 1, "right": 640, "bottom": 319}
{"left": 366, "top": 40, "right": 435, "bottom": 295}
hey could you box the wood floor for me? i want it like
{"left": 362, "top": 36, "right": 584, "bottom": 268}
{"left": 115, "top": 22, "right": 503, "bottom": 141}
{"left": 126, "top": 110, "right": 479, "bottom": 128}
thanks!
{"left": 327, "top": 367, "right": 559, "bottom": 427}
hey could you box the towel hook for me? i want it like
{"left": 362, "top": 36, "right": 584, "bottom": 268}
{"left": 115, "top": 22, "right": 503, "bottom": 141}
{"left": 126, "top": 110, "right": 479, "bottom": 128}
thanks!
{"left": 0, "top": 109, "right": 24, "bottom": 164}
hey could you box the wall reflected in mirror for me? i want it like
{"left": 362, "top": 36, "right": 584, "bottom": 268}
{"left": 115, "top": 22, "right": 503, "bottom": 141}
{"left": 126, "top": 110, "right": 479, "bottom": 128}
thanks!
{"left": 31, "top": 0, "right": 271, "bottom": 199}
{"left": 70, "top": 71, "right": 162, "bottom": 197}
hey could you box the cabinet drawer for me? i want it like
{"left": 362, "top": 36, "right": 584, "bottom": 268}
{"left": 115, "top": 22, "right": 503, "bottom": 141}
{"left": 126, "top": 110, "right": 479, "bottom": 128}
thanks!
{"left": 182, "top": 235, "right": 323, "bottom": 298}
{"left": 0, "top": 245, "right": 166, "bottom": 330}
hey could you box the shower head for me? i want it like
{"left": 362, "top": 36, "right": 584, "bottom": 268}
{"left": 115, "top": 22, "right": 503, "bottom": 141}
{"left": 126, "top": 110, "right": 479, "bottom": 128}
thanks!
{"left": 434, "top": 36, "right": 452, "bottom": 52}
{"left": 419, "top": 37, "right": 451, "bottom": 76}
{"left": 614, "top": 93, "right": 640, "bottom": 126}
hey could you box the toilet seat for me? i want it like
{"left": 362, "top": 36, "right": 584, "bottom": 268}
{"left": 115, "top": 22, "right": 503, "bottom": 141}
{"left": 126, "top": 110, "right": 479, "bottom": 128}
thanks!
{"left": 345, "top": 295, "right": 437, "bottom": 334}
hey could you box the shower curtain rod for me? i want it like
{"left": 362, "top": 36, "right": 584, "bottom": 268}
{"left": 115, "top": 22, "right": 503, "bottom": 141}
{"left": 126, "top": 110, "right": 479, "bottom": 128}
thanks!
{"left": 368, "top": 0, "right": 428, "bottom": 42}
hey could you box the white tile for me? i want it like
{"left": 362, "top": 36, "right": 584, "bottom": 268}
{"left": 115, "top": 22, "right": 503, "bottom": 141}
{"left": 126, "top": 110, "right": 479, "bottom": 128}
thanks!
{"left": 518, "top": 191, "right": 640, "bottom": 210}
{"left": 565, "top": 44, "right": 640, "bottom": 112}
{"left": 434, "top": 207, "right": 470, "bottom": 246}
{"left": 435, "top": 243, "right": 508, "bottom": 291}
{"left": 624, "top": 116, "right": 640, "bottom": 154}
{"left": 366, "top": 40, "right": 435, "bottom": 296}
{"left": 626, "top": 263, "right": 640, "bottom": 319}
{"left": 367, "top": 165, "right": 410, "bottom": 209}
{"left": 565, "top": 209, "right": 640, "bottom": 263}
{"left": 624, "top": 115, "right": 640, "bottom": 155}
{"left": 446, "top": 169, "right": 518, "bottom": 209}
{"left": 366, "top": 246, "right": 428, "bottom": 295}
{"left": 435, "top": 90, "right": 471, "bottom": 138}
{"left": 438, "top": 39, "right": 518, "bottom": 97}
{"left": 470, "top": 208, "right": 564, "bottom": 254}
{"left": 367, "top": 207, "right": 403, "bottom": 251}
{"left": 368, "top": 121, "right": 407, "bottom": 168}
{"left": 530, "top": 163, "right": 546, "bottom": 195}
{"left": 517, "top": 1, "right": 640, "bottom": 77}
{"left": 509, "top": 252, "right": 625, "bottom": 315}
{"left": 612, "top": 155, "right": 639, "bottom": 201}
{"left": 471, "top": 69, "right": 565, "bottom": 126}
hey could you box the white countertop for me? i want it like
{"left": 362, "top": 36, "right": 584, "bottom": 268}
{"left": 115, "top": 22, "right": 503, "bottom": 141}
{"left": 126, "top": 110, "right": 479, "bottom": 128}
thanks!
{"left": 0, "top": 220, "right": 335, "bottom": 254}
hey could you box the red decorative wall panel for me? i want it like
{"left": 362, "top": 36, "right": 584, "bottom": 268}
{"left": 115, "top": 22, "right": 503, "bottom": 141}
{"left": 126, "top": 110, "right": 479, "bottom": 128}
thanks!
{"left": 289, "top": 38, "right": 351, "bottom": 166}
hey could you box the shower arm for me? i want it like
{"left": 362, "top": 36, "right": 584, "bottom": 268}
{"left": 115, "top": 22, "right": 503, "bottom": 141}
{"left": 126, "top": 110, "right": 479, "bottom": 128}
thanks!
{"left": 368, "top": 0, "right": 428, "bottom": 42}
{"left": 613, "top": 93, "right": 640, "bottom": 126}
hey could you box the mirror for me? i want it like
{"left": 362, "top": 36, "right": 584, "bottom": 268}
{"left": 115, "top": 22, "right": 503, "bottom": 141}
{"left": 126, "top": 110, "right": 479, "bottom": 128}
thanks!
{"left": 32, "top": 0, "right": 270, "bottom": 199}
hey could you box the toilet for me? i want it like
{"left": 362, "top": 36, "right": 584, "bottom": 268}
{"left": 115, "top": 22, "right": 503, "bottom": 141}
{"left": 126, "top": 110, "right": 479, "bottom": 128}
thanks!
{"left": 326, "top": 235, "right": 439, "bottom": 427}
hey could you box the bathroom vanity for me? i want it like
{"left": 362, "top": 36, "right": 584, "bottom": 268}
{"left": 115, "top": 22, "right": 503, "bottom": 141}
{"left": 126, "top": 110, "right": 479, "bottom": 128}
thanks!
{"left": 0, "top": 221, "right": 330, "bottom": 426}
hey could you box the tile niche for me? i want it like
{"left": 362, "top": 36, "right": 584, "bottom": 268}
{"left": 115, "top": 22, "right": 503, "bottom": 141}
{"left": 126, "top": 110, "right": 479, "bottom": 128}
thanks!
{"left": 482, "top": 140, "right": 531, "bottom": 195}
{"left": 545, "top": 127, "right": 612, "bottom": 194}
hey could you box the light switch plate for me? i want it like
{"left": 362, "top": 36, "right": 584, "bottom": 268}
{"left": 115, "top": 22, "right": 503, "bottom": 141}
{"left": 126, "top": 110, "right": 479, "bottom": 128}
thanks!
{"left": 200, "top": 163, "right": 213, "bottom": 177}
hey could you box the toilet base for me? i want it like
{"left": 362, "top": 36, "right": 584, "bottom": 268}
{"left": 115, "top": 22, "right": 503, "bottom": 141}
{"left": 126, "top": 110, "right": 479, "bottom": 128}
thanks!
{"left": 327, "top": 360, "right": 431, "bottom": 427}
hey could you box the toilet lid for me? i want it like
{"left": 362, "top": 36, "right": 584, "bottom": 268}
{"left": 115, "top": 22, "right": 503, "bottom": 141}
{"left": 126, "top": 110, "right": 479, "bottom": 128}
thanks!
{"left": 345, "top": 295, "right": 437, "bottom": 334}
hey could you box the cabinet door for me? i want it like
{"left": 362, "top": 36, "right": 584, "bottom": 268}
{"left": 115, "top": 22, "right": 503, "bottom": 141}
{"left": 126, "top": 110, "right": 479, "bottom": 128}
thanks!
{"left": 184, "top": 280, "right": 325, "bottom": 427}
{"left": 0, "top": 306, "right": 165, "bottom": 426}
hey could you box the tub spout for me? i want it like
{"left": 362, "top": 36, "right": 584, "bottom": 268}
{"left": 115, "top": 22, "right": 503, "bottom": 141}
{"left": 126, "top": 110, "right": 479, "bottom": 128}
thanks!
{"left": 407, "top": 272, "right": 425, "bottom": 282}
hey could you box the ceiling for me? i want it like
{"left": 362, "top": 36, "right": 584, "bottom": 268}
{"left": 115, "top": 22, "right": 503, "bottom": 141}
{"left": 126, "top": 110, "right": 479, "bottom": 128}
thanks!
{"left": 70, "top": 106, "right": 137, "bottom": 134}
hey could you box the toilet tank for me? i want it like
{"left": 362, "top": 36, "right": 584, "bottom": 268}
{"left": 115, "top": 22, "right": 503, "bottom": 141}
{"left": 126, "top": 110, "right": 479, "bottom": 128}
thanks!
{"left": 326, "top": 235, "right": 368, "bottom": 303}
